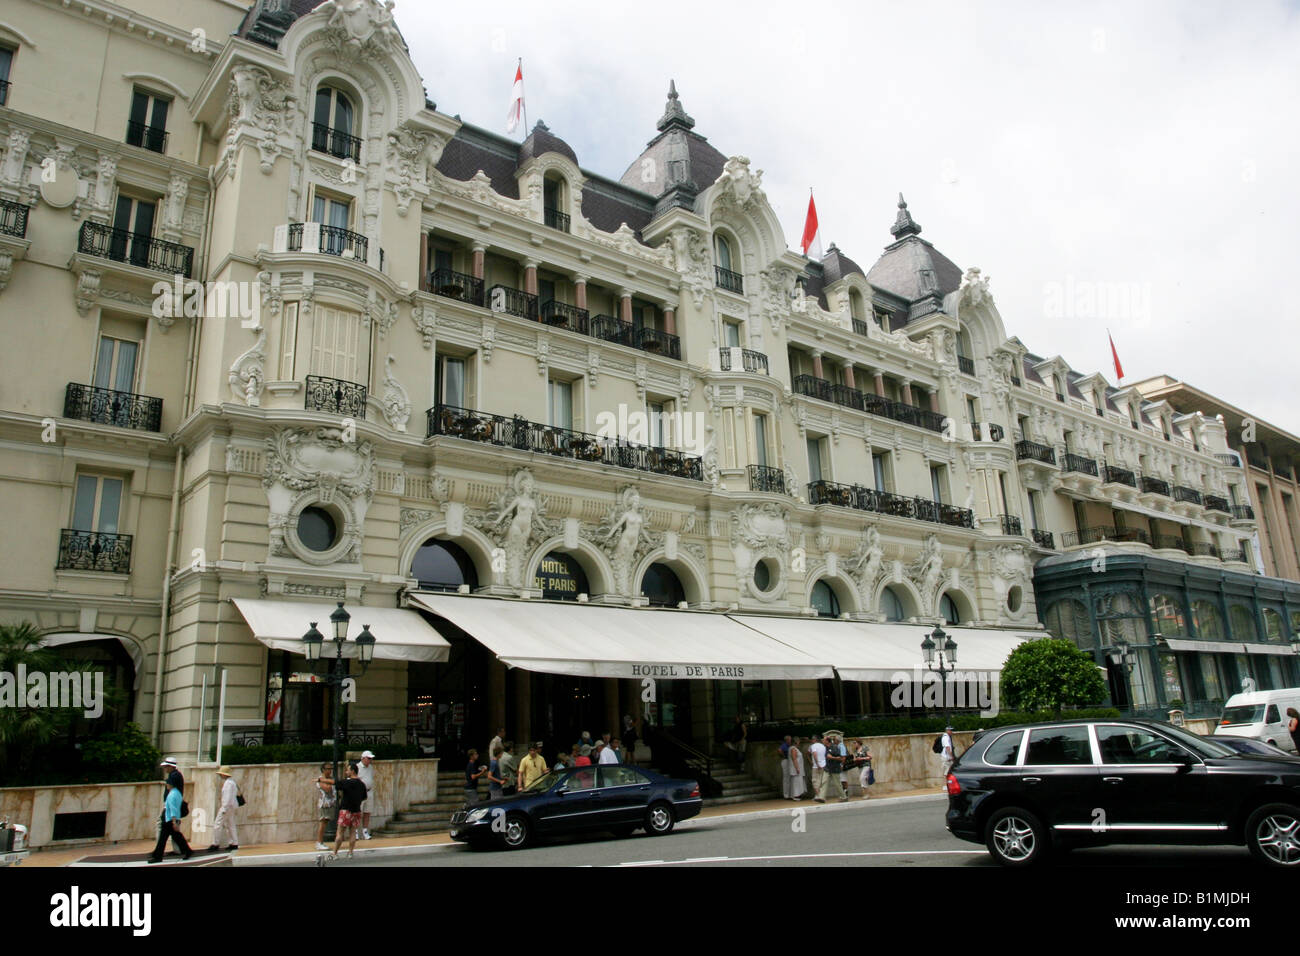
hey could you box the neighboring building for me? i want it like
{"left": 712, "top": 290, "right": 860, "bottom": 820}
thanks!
{"left": 1134, "top": 374, "right": 1300, "bottom": 582}
{"left": 0, "top": 0, "right": 1290, "bottom": 767}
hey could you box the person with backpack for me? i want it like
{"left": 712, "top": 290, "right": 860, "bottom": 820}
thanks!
{"left": 938, "top": 725, "right": 955, "bottom": 789}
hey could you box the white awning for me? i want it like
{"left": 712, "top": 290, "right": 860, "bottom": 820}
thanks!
{"left": 1163, "top": 638, "right": 1296, "bottom": 657}
{"left": 730, "top": 617, "right": 1034, "bottom": 682}
{"left": 407, "top": 593, "right": 833, "bottom": 680}
{"left": 232, "top": 598, "right": 451, "bottom": 663}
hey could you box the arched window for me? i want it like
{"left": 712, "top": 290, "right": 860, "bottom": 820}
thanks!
{"left": 410, "top": 538, "right": 478, "bottom": 592}
{"left": 641, "top": 562, "right": 686, "bottom": 608}
{"left": 543, "top": 173, "right": 568, "bottom": 231}
{"left": 1192, "top": 600, "right": 1225, "bottom": 640}
{"left": 533, "top": 551, "right": 589, "bottom": 602}
{"left": 848, "top": 289, "right": 864, "bottom": 322}
{"left": 880, "top": 586, "right": 905, "bottom": 622}
{"left": 1262, "top": 608, "right": 1284, "bottom": 643}
{"left": 811, "top": 580, "right": 841, "bottom": 618}
{"left": 312, "top": 86, "right": 358, "bottom": 160}
{"left": 1044, "top": 599, "right": 1091, "bottom": 648}
{"left": 1149, "top": 593, "right": 1186, "bottom": 638}
{"left": 940, "top": 593, "right": 960, "bottom": 625}
{"left": 1229, "top": 605, "right": 1257, "bottom": 641}
{"left": 714, "top": 233, "right": 733, "bottom": 272}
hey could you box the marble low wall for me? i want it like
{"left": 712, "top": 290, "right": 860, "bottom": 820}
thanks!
{"left": 744, "top": 731, "right": 976, "bottom": 797}
{"left": 0, "top": 758, "right": 438, "bottom": 850}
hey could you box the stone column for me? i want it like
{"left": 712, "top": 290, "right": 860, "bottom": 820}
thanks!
{"left": 901, "top": 379, "right": 914, "bottom": 407}
{"left": 872, "top": 369, "right": 886, "bottom": 397}
{"left": 663, "top": 304, "right": 677, "bottom": 336}
{"left": 928, "top": 388, "right": 940, "bottom": 414}
{"left": 619, "top": 289, "right": 634, "bottom": 324}
{"left": 419, "top": 233, "right": 429, "bottom": 291}
{"left": 524, "top": 260, "right": 539, "bottom": 297}
{"left": 842, "top": 362, "right": 856, "bottom": 390}
{"left": 811, "top": 350, "right": 824, "bottom": 380}
{"left": 471, "top": 243, "right": 486, "bottom": 280}
{"left": 573, "top": 274, "right": 588, "bottom": 311}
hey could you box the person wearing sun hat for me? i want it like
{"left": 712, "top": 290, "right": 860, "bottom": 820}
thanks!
{"left": 208, "top": 766, "right": 240, "bottom": 852}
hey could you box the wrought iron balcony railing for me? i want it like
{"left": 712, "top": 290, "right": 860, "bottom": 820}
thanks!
{"left": 793, "top": 374, "right": 834, "bottom": 403}
{"left": 1204, "top": 495, "right": 1231, "bottom": 514}
{"left": 287, "top": 221, "right": 369, "bottom": 261}
{"left": 1190, "top": 542, "right": 1220, "bottom": 558}
{"left": 311, "top": 122, "right": 362, "bottom": 162}
{"left": 1010, "top": 375, "right": 1021, "bottom": 387}
{"left": 64, "top": 383, "right": 163, "bottom": 432}
{"left": 0, "top": 198, "right": 30, "bottom": 238}
{"left": 1231, "top": 504, "right": 1255, "bottom": 521}
{"left": 749, "top": 464, "right": 787, "bottom": 494}
{"left": 1222, "top": 546, "right": 1249, "bottom": 562}
{"left": 957, "top": 355, "right": 975, "bottom": 376}
{"left": 487, "top": 284, "right": 539, "bottom": 321}
{"left": 428, "top": 268, "right": 484, "bottom": 306}
{"left": 805, "top": 480, "right": 974, "bottom": 529}
{"left": 1102, "top": 464, "right": 1137, "bottom": 487}
{"left": 125, "top": 119, "right": 168, "bottom": 153}
{"left": 1173, "top": 486, "right": 1203, "bottom": 505}
{"left": 971, "top": 422, "right": 1005, "bottom": 442}
{"left": 793, "top": 375, "right": 946, "bottom": 434}
{"left": 1000, "top": 514, "right": 1023, "bottom": 536}
{"left": 1015, "top": 440, "right": 1057, "bottom": 465}
{"left": 1063, "top": 453, "right": 1098, "bottom": 477}
{"left": 635, "top": 326, "right": 681, "bottom": 360}
{"left": 1215, "top": 453, "right": 1242, "bottom": 467}
{"left": 1153, "top": 534, "right": 1187, "bottom": 552}
{"left": 715, "top": 266, "right": 744, "bottom": 294}
{"left": 56, "top": 529, "right": 132, "bottom": 574}
{"left": 851, "top": 318, "right": 871, "bottom": 337}
{"left": 1031, "top": 529, "right": 1055, "bottom": 549}
{"left": 543, "top": 207, "right": 570, "bottom": 232}
{"left": 1140, "top": 476, "right": 1171, "bottom": 496}
{"left": 539, "top": 300, "right": 590, "bottom": 334}
{"left": 1061, "top": 526, "right": 1150, "bottom": 548}
{"left": 78, "top": 221, "right": 194, "bottom": 277}
{"left": 427, "top": 403, "right": 703, "bottom": 481}
{"left": 718, "top": 348, "right": 769, "bottom": 374}
{"left": 305, "top": 375, "right": 368, "bottom": 419}
{"left": 590, "top": 314, "right": 633, "bottom": 348}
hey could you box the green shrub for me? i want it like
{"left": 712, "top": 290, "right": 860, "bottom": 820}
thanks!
{"left": 749, "top": 708, "right": 1122, "bottom": 741}
{"left": 219, "top": 742, "right": 421, "bottom": 765}
{"left": 80, "top": 723, "right": 161, "bottom": 782}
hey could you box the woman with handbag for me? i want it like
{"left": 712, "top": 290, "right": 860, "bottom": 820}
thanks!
{"left": 210, "top": 766, "right": 241, "bottom": 851}
{"left": 788, "top": 736, "right": 807, "bottom": 800}
{"left": 315, "top": 762, "right": 335, "bottom": 851}
{"left": 855, "top": 738, "right": 874, "bottom": 799}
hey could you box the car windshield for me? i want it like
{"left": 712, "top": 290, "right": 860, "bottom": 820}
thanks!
{"left": 1220, "top": 705, "right": 1265, "bottom": 725}
{"left": 1144, "top": 721, "right": 1236, "bottom": 758}
{"left": 524, "top": 771, "right": 565, "bottom": 793}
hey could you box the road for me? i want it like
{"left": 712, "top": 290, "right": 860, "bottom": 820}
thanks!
{"left": 267, "top": 794, "right": 1258, "bottom": 868}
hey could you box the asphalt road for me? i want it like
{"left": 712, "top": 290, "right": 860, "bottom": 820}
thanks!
{"left": 269, "top": 794, "right": 1259, "bottom": 868}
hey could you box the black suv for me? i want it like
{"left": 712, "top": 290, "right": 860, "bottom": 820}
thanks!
{"left": 945, "top": 718, "right": 1300, "bottom": 867}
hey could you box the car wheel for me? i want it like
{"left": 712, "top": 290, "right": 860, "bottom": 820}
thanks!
{"left": 1245, "top": 803, "right": 1300, "bottom": 867}
{"left": 645, "top": 802, "right": 675, "bottom": 836}
{"left": 500, "top": 813, "right": 530, "bottom": 850}
{"left": 984, "top": 807, "right": 1048, "bottom": 867}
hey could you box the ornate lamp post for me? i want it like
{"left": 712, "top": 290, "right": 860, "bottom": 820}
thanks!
{"left": 1105, "top": 638, "right": 1137, "bottom": 712}
{"left": 302, "top": 602, "right": 377, "bottom": 840}
{"left": 922, "top": 625, "right": 958, "bottom": 725}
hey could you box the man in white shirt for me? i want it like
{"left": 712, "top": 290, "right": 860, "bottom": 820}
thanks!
{"left": 939, "top": 726, "right": 955, "bottom": 790}
{"left": 208, "top": 766, "right": 240, "bottom": 851}
{"left": 487, "top": 727, "right": 505, "bottom": 768}
{"left": 597, "top": 740, "right": 619, "bottom": 765}
{"left": 357, "top": 750, "right": 376, "bottom": 839}
{"left": 809, "top": 733, "right": 828, "bottom": 803}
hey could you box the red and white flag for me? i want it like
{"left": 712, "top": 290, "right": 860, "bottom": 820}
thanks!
{"left": 1108, "top": 330, "right": 1125, "bottom": 381}
{"left": 800, "top": 191, "right": 822, "bottom": 259}
{"left": 506, "top": 61, "right": 525, "bottom": 135}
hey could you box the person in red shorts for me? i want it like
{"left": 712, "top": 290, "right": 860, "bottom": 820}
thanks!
{"left": 331, "top": 761, "right": 368, "bottom": 860}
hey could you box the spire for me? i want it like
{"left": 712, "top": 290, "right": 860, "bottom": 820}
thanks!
{"left": 890, "top": 192, "right": 922, "bottom": 239}
{"left": 657, "top": 79, "right": 696, "bottom": 132}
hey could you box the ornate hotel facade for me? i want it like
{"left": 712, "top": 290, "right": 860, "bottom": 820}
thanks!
{"left": 0, "top": 0, "right": 1293, "bottom": 765}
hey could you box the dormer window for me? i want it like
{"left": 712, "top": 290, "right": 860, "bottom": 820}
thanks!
{"left": 1128, "top": 404, "right": 1139, "bottom": 430}
{"left": 714, "top": 233, "right": 742, "bottom": 293}
{"left": 1161, "top": 417, "right": 1171, "bottom": 441}
{"left": 312, "top": 86, "right": 360, "bottom": 162}
{"left": 848, "top": 289, "right": 865, "bottom": 322}
{"left": 543, "top": 174, "right": 570, "bottom": 233}
{"left": 1053, "top": 374, "right": 1065, "bottom": 403}
{"left": 1093, "top": 388, "right": 1104, "bottom": 417}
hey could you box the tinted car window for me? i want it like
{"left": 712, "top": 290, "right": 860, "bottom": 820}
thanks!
{"left": 559, "top": 768, "right": 598, "bottom": 791}
{"left": 1221, "top": 705, "right": 1264, "bottom": 725}
{"left": 1097, "top": 725, "right": 1190, "bottom": 764}
{"left": 600, "top": 766, "right": 650, "bottom": 787}
{"left": 982, "top": 730, "right": 1024, "bottom": 766}
{"left": 1024, "top": 726, "right": 1093, "bottom": 765}
{"left": 1266, "top": 705, "right": 1281, "bottom": 723}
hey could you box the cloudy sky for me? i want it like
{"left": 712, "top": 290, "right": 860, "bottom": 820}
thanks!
{"left": 397, "top": 1, "right": 1300, "bottom": 436}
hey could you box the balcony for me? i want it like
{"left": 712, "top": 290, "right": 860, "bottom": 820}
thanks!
{"left": 1102, "top": 464, "right": 1137, "bottom": 488}
{"left": 64, "top": 383, "right": 163, "bottom": 432}
{"left": 1153, "top": 534, "right": 1187, "bottom": 552}
{"left": 428, "top": 268, "right": 484, "bottom": 307}
{"left": 427, "top": 403, "right": 703, "bottom": 481}
{"left": 125, "top": 119, "right": 168, "bottom": 153}
{"left": 1015, "top": 440, "right": 1056, "bottom": 466}
{"left": 287, "top": 221, "right": 368, "bottom": 261}
{"left": 715, "top": 266, "right": 744, "bottom": 294}
{"left": 1063, "top": 453, "right": 1098, "bottom": 477}
{"left": 792, "top": 375, "right": 946, "bottom": 434}
{"left": 1204, "top": 495, "right": 1231, "bottom": 514}
{"left": 487, "top": 284, "right": 539, "bottom": 321}
{"left": 718, "top": 348, "right": 769, "bottom": 375}
{"left": 543, "top": 207, "right": 570, "bottom": 233}
{"left": 851, "top": 318, "right": 871, "bottom": 337}
{"left": 749, "top": 464, "right": 787, "bottom": 494}
{"left": 793, "top": 374, "right": 834, "bottom": 403}
{"left": 77, "top": 221, "right": 194, "bottom": 277}
{"left": 635, "top": 327, "right": 681, "bottom": 360}
{"left": 957, "top": 355, "right": 975, "bottom": 376}
{"left": 1140, "top": 476, "right": 1170, "bottom": 496}
{"left": 1216, "top": 453, "right": 1242, "bottom": 468}
{"left": 1031, "top": 529, "right": 1055, "bottom": 549}
{"left": 1010, "top": 375, "right": 1021, "bottom": 387}
{"left": 590, "top": 314, "right": 633, "bottom": 348}
{"left": 1190, "top": 542, "right": 1220, "bottom": 559}
{"left": 1173, "top": 486, "right": 1203, "bottom": 506}
{"left": 971, "top": 422, "right": 1005, "bottom": 442}
{"left": 311, "top": 122, "right": 362, "bottom": 162}
{"left": 304, "top": 375, "right": 368, "bottom": 419}
{"left": 0, "top": 198, "right": 29, "bottom": 238}
{"left": 1061, "top": 526, "right": 1150, "bottom": 548}
{"left": 806, "top": 480, "right": 974, "bottom": 529}
{"left": 56, "top": 529, "right": 132, "bottom": 574}
{"left": 1231, "top": 504, "right": 1255, "bottom": 521}
{"left": 1000, "top": 514, "right": 1023, "bottom": 536}
{"left": 539, "top": 300, "right": 590, "bottom": 334}
{"left": 1222, "top": 546, "right": 1249, "bottom": 563}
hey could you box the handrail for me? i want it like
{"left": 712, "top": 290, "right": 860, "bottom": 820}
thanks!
{"left": 640, "top": 723, "right": 722, "bottom": 798}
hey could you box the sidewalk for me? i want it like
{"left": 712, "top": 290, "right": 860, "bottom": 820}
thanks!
{"left": 19, "top": 784, "right": 943, "bottom": 867}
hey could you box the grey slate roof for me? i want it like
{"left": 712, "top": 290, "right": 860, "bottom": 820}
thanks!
{"left": 864, "top": 195, "right": 963, "bottom": 322}
{"left": 618, "top": 83, "right": 728, "bottom": 200}
{"left": 820, "top": 243, "right": 865, "bottom": 286}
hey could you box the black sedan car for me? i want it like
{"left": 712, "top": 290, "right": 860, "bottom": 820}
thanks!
{"left": 449, "top": 765, "right": 702, "bottom": 850}
{"left": 945, "top": 719, "right": 1300, "bottom": 867}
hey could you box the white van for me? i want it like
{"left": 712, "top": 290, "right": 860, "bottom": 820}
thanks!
{"left": 1214, "top": 689, "right": 1300, "bottom": 753}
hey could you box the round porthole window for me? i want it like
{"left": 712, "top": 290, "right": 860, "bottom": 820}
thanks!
{"left": 752, "top": 558, "right": 779, "bottom": 594}
{"left": 297, "top": 506, "right": 338, "bottom": 553}
{"left": 1007, "top": 585, "right": 1023, "bottom": 614}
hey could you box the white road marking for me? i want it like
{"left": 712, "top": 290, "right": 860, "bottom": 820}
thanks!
{"left": 611, "top": 849, "right": 982, "bottom": 867}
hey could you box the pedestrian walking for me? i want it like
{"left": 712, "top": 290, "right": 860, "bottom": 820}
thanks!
{"left": 315, "top": 762, "right": 335, "bottom": 850}
{"left": 853, "top": 739, "right": 874, "bottom": 799}
{"left": 809, "top": 733, "right": 827, "bottom": 803}
{"left": 788, "top": 737, "right": 807, "bottom": 800}
{"left": 151, "top": 757, "right": 189, "bottom": 860}
{"left": 1288, "top": 707, "right": 1300, "bottom": 754}
{"left": 357, "top": 750, "right": 375, "bottom": 839}
{"left": 779, "top": 736, "right": 792, "bottom": 799}
{"left": 486, "top": 746, "right": 506, "bottom": 799}
{"left": 939, "top": 725, "right": 955, "bottom": 788}
{"left": 331, "top": 762, "right": 368, "bottom": 860}
{"left": 622, "top": 715, "right": 639, "bottom": 765}
{"left": 519, "top": 741, "right": 549, "bottom": 789}
{"left": 148, "top": 778, "right": 191, "bottom": 863}
{"left": 498, "top": 741, "right": 519, "bottom": 795}
{"left": 464, "top": 749, "right": 486, "bottom": 805}
{"left": 208, "top": 766, "right": 240, "bottom": 851}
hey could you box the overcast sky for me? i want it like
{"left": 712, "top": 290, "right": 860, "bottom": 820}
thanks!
{"left": 398, "top": 0, "right": 1300, "bottom": 437}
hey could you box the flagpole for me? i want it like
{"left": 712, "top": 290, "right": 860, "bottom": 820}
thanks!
{"left": 519, "top": 57, "right": 528, "bottom": 135}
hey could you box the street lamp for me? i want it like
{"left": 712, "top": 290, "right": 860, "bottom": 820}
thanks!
{"left": 1105, "top": 638, "right": 1137, "bottom": 712}
{"left": 300, "top": 602, "right": 377, "bottom": 840}
{"left": 921, "top": 625, "right": 958, "bottom": 725}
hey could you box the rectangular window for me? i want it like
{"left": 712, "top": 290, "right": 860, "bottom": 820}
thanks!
{"left": 112, "top": 194, "right": 157, "bottom": 267}
{"left": 1018, "top": 416, "right": 1030, "bottom": 442}
{"left": 807, "top": 437, "right": 823, "bottom": 484}
{"left": 309, "top": 306, "right": 362, "bottom": 382}
{"left": 277, "top": 303, "right": 299, "bottom": 380}
{"left": 649, "top": 401, "right": 666, "bottom": 448}
{"left": 311, "top": 194, "right": 351, "bottom": 231}
{"left": 1063, "top": 429, "right": 1073, "bottom": 453}
{"left": 433, "top": 247, "right": 454, "bottom": 275}
{"left": 1072, "top": 500, "right": 1087, "bottom": 533}
{"left": 724, "top": 322, "right": 741, "bottom": 348}
{"left": 549, "top": 379, "right": 573, "bottom": 430}
{"left": 998, "top": 472, "right": 1010, "bottom": 515}
{"left": 753, "top": 413, "right": 769, "bottom": 467}
{"left": 930, "top": 464, "right": 946, "bottom": 504}
{"left": 872, "top": 451, "right": 891, "bottom": 492}
{"left": 72, "top": 475, "right": 124, "bottom": 534}
{"left": 94, "top": 335, "right": 139, "bottom": 393}
{"left": 437, "top": 355, "right": 465, "bottom": 408}
{"left": 0, "top": 46, "right": 13, "bottom": 106}
{"left": 126, "top": 88, "right": 170, "bottom": 152}
{"left": 1028, "top": 490, "right": 1041, "bottom": 531}
{"left": 965, "top": 396, "right": 978, "bottom": 426}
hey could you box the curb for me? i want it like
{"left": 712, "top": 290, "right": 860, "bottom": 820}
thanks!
{"left": 233, "top": 841, "right": 457, "bottom": 866}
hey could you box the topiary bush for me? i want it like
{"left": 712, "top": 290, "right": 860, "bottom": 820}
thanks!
{"left": 80, "top": 722, "right": 161, "bottom": 783}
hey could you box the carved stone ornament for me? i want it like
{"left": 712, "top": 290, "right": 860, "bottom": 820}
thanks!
{"left": 907, "top": 533, "right": 946, "bottom": 615}
{"left": 0, "top": 129, "right": 31, "bottom": 192}
{"left": 760, "top": 266, "right": 796, "bottom": 332}
{"left": 387, "top": 126, "right": 442, "bottom": 216}
{"left": 229, "top": 330, "right": 268, "bottom": 407}
{"left": 730, "top": 501, "right": 790, "bottom": 601}
{"left": 380, "top": 354, "right": 411, "bottom": 432}
{"left": 845, "top": 525, "right": 885, "bottom": 602}
{"left": 470, "top": 468, "right": 552, "bottom": 589}
{"left": 715, "top": 156, "right": 766, "bottom": 209}
{"left": 400, "top": 507, "right": 440, "bottom": 534}
{"left": 411, "top": 301, "right": 438, "bottom": 348}
{"left": 74, "top": 270, "right": 102, "bottom": 316}
{"left": 958, "top": 266, "right": 991, "bottom": 310}
{"left": 594, "top": 486, "right": 662, "bottom": 597}
{"left": 669, "top": 227, "right": 713, "bottom": 310}
{"left": 321, "top": 0, "right": 403, "bottom": 58}
{"left": 226, "top": 64, "right": 297, "bottom": 175}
